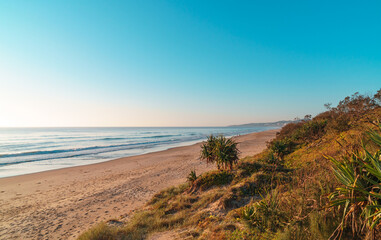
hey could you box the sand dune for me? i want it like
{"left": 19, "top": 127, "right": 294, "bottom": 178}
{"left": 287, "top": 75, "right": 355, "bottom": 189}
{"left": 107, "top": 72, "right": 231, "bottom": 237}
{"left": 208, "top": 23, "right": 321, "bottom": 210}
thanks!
{"left": 0, "top": 129, "right": 277, "bottom": 240}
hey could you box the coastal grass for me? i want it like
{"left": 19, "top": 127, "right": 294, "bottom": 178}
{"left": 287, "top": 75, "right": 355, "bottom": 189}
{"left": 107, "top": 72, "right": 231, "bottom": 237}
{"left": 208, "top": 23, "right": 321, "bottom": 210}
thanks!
{"left": 77, "top": 222, "right": 119, "bottom": 240}
{"left": 78, "top": 182, "right": 227, "bottom": 239}
{"left": 79, "top": 90, "right": 381, "bottom": 240}
{"left": 78, "top": 156, "right": 293, "bottom": 239}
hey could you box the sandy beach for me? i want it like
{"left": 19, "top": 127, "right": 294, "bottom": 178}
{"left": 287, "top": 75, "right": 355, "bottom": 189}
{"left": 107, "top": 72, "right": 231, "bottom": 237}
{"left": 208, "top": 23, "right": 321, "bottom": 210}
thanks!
{"left": 0, "top": 129, "right": 277, "bottom": 240}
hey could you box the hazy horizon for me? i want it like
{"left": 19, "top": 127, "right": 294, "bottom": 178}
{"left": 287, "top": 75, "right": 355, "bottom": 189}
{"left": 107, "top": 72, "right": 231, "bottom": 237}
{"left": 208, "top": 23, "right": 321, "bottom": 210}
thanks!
{"left": 0, "top": 125, "right": 275, "bottom": 177}
{"left": 1, "top": 1, "right": 380, "bottom": 127}
{"left": 0, "top": 119, "right": 290, "bottom": 128}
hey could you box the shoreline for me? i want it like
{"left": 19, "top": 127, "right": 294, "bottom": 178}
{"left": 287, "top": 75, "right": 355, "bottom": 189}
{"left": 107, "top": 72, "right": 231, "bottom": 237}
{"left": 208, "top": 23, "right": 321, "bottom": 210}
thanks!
{"left": 0, "top": 138, "right": 204, "bottom": 180}
{"left": 0, "top": 127, "right": 278, "bottom": 179}
{"left": 0, "top": 129, "right": 278, "bottom": 240}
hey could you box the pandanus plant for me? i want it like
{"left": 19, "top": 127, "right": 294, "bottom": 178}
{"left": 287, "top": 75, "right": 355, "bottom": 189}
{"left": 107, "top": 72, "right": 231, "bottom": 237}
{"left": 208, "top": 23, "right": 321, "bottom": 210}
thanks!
{"left": 328, "top": 125, "right": 381, "bottom": 239}
{"left": 200, "top": 135, "right": 239, "bottom": 170}
{"left": 200, "top": 135, "right": 219, "bottom": 168}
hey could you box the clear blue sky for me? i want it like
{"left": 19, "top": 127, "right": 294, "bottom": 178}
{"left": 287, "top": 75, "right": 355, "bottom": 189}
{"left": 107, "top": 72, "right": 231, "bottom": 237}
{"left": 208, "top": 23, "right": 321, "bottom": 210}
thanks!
{"left": 0, "top": 1, "right": 380, "bottom": 127}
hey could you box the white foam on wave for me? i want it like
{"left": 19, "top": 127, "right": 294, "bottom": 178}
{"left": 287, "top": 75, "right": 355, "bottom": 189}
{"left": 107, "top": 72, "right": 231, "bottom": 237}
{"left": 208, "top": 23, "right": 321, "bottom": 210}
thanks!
{"left": 0, "top": 127, "right": 276, "bottom": 178}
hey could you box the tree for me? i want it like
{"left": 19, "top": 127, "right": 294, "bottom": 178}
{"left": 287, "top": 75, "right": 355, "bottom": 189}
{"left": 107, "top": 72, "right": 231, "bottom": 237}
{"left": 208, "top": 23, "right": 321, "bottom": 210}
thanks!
{"left": 324, "top": 103, "right": 332, "bottom": 110}
{"left": 374, "top": 89, "right": 381, "bottom": 105}
{"left": 304, "top": 114, "right": 312, "bottom": 121}
{"left": 200, "top": 135, "right": 240, "bottom": 170}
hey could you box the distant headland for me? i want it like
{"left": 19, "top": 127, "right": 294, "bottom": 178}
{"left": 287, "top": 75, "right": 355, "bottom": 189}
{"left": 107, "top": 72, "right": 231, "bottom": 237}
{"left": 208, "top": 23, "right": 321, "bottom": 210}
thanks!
{"left": 228, "top": 120, "right": 294, "bottom": 128}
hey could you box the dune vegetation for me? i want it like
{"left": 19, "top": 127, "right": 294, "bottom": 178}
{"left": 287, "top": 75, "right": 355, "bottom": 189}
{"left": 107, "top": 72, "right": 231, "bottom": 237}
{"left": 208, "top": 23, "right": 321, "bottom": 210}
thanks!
{"left": 78, "top": 89, "right": 381, "bottom": 240}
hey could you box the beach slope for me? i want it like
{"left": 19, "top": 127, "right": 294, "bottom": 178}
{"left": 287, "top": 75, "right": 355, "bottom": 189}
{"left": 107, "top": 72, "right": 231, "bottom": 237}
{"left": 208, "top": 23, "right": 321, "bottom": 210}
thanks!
{"left": 0, "top": 129, "right": 277, "bottom": 240}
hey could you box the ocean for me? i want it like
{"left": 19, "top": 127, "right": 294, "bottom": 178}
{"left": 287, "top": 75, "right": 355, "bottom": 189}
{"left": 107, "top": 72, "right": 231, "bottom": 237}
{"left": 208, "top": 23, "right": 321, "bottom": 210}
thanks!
{"left": 0, "top": 126, "right": 276, "bottom": 178}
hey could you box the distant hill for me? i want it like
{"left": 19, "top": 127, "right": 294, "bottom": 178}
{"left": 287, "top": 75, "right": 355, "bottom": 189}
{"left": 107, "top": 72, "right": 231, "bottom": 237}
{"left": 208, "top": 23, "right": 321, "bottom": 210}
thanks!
{"left": 228, "top": 120, "right": 294, "bottom": 128}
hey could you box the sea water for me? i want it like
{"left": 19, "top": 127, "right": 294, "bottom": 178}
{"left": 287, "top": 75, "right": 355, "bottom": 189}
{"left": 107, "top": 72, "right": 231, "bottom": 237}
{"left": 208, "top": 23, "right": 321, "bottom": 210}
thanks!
{"left": 0, "top": 126, "right": 276, "bottom": 178}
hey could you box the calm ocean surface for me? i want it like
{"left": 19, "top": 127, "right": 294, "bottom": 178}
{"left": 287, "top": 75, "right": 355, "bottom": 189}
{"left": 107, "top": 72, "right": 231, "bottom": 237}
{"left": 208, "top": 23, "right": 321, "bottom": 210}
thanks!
{"left": 0, "top": 127, "right": 276, "bottom": 178}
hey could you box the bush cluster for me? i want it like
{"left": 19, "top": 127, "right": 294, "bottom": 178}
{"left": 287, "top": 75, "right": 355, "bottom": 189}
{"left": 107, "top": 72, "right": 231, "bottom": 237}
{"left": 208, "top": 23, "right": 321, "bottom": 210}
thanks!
{"left": 267, "top": 89, "right": 381, "bottom": 163}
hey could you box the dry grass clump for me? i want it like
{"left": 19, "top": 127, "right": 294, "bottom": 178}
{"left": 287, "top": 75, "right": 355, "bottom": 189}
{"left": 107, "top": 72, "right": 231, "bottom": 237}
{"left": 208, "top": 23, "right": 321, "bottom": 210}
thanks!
{"left": 77, "top": 223, "right": 120, "bottom": 240}
{"left": 78, "top": 180, "right": 229, "bottom": 239}
{"left": 191, "top": 170, "right": 233, "bottom": 192}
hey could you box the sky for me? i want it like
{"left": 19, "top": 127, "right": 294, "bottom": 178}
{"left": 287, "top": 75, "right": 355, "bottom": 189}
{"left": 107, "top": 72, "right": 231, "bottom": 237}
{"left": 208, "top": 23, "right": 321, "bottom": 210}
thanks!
{"left": 0, "top": 1, "right": 380, "bottom": 127}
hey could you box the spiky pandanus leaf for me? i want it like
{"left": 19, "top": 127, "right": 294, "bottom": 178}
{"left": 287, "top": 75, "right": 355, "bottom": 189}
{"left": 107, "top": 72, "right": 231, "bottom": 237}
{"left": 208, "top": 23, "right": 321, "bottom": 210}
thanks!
{"left": 368, "top": 125, "right": 381, "bottom": 146}
{"left": 328, "top": 125, "right": 381, "bottom": 238}
{"left": 200, "top": 135, "right": 218, "bottom": 165}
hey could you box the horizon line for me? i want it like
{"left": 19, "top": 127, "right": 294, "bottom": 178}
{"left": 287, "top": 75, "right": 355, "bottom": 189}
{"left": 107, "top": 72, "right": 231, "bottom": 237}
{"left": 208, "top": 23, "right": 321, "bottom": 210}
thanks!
{"left": 0, "top": 120, "right": 292, "bottom": 129}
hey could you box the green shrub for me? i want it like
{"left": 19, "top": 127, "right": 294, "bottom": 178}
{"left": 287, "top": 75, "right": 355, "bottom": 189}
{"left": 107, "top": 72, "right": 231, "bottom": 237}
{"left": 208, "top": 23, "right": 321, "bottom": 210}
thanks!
{"left": 77, "top": 223, "right": 119, "bottom": 240}
{"left": 149, "top": 184, "right": 188, "bottom": 205}
{"left": 263, "top": 151, "right": 282, "bottom": 165}
{"left": 293, "top": 119, "right": 327, "bottom": 141}
{"left": 275, "top": 121, "right": 305, "bottom": 140}
{"left": 320, "top": 90, "right": 381, "bottom": 133}
{"left": 240, "top": 190, "right": 286, "bottom": 233}
{"left": 187, "top": 169, "right": 198, "bottom": 183}
{"left": 269, "top": 138, "right": 295, "bottom": 161}
{"left": 328, "top": 112, "right": 351, "bottom": 132}
{"left": 190, "top": 170, "right": 233, "bottom": 192}
{"left": 236, "top": 160, "right": 264, "bottom": 177}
